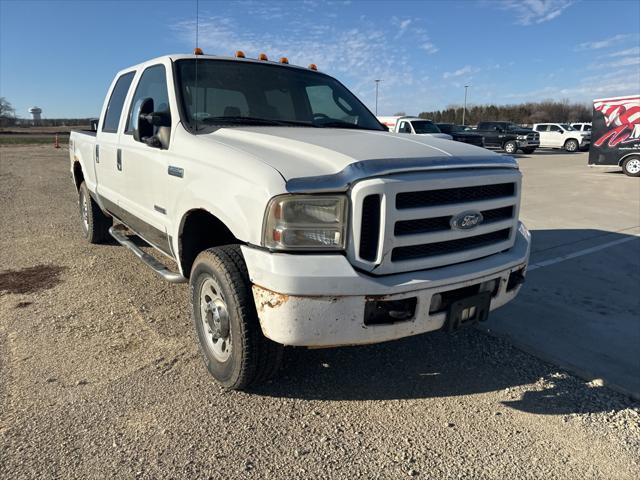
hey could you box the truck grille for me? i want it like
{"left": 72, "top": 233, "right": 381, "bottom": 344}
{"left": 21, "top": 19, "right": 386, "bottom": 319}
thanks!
{"left": 350, "top": 169, "right": 521, "bottom": 275}
{"left": 528, "top": 132, "right": 540, "bottom": 142}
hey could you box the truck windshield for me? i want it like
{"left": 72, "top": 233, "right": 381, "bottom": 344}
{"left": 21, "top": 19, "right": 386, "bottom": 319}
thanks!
{"left": 560, "top": 124, "right": 575, "bottom": 131}
{"left": 411, "top": 121, "right": 441, "bottom": 134}
{"left": 174, "top": 59, "right": 384, "bottom": 132}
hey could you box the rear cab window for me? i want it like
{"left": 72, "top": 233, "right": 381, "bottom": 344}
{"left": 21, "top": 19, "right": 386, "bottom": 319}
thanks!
{"left": 102, "top": 72, "right": 135, "bottom": 133}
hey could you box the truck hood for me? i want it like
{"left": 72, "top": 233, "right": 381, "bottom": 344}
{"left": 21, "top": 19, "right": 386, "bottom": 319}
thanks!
{"left": 201, "top": 127, "right": 515, "bottom": 190}
{"left": 414, "top": 133, "right": 454, "bottom": 140}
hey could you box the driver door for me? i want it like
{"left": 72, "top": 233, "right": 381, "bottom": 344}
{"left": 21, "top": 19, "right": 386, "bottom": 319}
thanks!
{"left": 117, "top": 63, "right": 173, "bottom": 255}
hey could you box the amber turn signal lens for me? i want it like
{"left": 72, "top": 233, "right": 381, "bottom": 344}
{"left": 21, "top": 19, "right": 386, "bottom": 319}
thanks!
{"left": 308, "top": 63, "right": 318, "bottom": 70}
{"left": 235, "top": 50, "right": 245, "bottom": 58}
{"left": 258, "top": 53, "right": 269, "bottom": 61}
{"left": 279, "top": 57, "right": 289, "bottom": 64}
{"left": 193, "top": 47, "right": 203, "bottom": 55}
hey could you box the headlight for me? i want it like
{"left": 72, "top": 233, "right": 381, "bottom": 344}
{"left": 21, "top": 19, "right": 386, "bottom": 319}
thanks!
{"left": 517, "top": 135, "right": 528, "bottom": 140}
{"left": 518, "top": 222, "right": 531, "bottom": 241}
{"left": 262, "top": 195, "right": 348, "bottom": 250}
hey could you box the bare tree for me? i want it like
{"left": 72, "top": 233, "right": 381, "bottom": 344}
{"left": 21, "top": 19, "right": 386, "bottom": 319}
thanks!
{"left": 0, "top": 97, "right": 16, "bottom": 118}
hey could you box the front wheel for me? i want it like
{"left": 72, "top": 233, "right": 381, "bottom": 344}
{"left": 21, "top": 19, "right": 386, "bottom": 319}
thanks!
{"left": 564, "top": 139, "right": 579, "bottom": 152}
{"left": 503, "top": 141, "right": 518, "bottom": 154}
{"left": 190, "top": 245, "right": 283, "bottom": 390}
{"left": 522, "top": 148, "right": 536, "bottom": 154}
{"left": 621, "top": 156, "right": 640, "bottom": 177}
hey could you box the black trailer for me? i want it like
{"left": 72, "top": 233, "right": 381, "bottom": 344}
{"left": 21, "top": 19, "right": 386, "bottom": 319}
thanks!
{"left": 588, "top": 95, "right": 640, "bottom": 177}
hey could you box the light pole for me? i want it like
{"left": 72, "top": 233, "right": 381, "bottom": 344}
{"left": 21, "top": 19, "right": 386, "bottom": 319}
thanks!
{"left": 462, "top": 85, "right": 470, "bottom": 126}
{"left": 374, "top": 79, "right": 381, "bottom": 115}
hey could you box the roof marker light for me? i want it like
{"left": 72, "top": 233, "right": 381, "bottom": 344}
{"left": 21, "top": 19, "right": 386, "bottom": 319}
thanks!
{"left": 258, "top": 53, "right": 269, "bottom": 61}
{"left": 279, "top": 57, "right": 289, "bottom": 64}
{"left": 193, "top": 47, "right": 203, "bottom": 55}
{"left": 235, "top": 50, "right": 246, "bottom": 58}
{"left": 308, "top": 63, "right": 318, "bottom": 71}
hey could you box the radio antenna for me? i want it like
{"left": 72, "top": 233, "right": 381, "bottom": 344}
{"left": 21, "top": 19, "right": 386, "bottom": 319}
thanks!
{"left": 194, "top": 0, "right": 199, "bottom": 134}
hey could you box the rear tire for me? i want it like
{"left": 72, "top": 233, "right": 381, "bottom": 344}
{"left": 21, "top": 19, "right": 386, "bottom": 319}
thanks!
{"left": 621, "top": 156, "right": 640, "bottom": 177}
{"left": 522, "top": 148, "right": 536, "bottom": 154}
{"left": 190, "top": 245, "right": 283, "bottom": 390}
{"left": 78, "top": 181, "right": 111, "bottom": 244}
{"left": 564, "top": 139, "right": 579, "bottom": 152}
{"left": 503, "top": 141, "right": 518, "bottom": 154}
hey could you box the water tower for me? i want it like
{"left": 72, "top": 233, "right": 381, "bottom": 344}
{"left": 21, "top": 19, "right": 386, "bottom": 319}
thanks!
{"left": 29, "top": 107, "right": 42, "bottom": 122}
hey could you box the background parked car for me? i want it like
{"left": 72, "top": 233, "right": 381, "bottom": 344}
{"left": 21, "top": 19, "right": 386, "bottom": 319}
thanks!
{"left": 436, "top": 123, "right": 485, "bottom": 147}
{"left": 474, "top": 121, "right": 539, "bottom": 154}
{"left": 571, "top": 122, "right": 592, "bottom": 132}
{"left": 533, "top": 123, "right": 590, "bottom": 152}
{"left": 377, "top": 116, "right": 453, "bottom": 139}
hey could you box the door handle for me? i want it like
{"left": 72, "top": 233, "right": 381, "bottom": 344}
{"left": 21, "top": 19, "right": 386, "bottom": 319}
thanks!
{"left": 117, "top": 149, "right": 122, "bottom": 171}
{"left": 95, "top": 144, "right": 100, "bottom": 163}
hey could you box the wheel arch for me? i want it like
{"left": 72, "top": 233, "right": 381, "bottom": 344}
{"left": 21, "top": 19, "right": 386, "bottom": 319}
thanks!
{"left": 177, "top": 208, "right": 242, "bottom": 277}
{"left": 618, "top": 152, "right": 640, "bottom": 167}
{"left": 72, "top": 160, "right": 84, "bottom": 191}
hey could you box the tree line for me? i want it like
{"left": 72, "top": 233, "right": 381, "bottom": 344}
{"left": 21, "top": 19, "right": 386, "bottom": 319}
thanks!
{"left": 417, "top": 100, "right": 592, "bottom": 126}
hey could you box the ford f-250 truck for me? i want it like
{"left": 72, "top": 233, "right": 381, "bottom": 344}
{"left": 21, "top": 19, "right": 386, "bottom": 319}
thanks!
{"left": 70, "top": 52, "right": 531, "bottom": 390}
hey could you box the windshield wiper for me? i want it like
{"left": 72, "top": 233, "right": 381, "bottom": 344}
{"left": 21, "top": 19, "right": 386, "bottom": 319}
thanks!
{"left": 200, "top": 116, "right": 314, "bottom": 127}
{"left": 314, "top": 120, "right": 374, "bottom": 130}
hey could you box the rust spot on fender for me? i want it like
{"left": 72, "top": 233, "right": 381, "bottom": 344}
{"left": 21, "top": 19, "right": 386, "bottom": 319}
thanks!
{"left": 253, "top": 285, "right": 289, "bottom": 313}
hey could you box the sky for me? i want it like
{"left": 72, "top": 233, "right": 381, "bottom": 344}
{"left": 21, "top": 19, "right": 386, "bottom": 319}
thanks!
{"left": 1, "top": 0, "right": 639, "bottom": 118}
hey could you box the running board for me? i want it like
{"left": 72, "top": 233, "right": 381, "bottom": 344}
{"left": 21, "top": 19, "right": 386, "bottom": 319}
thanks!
{"left": 109, "top": 225, "right": 186, "bottom": 284}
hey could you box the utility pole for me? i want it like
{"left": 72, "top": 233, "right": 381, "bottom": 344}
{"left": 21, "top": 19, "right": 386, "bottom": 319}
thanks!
{"left": 374, "top": 79, "right": 381, "bottom": 115}
{"left": 462, "top": 85, "right": 470, "bottom": 126}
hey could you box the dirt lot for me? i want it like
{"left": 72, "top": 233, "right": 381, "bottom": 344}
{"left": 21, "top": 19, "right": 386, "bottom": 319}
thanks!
{"left": 1, "top": 145, "right": 639, "bottom": 479}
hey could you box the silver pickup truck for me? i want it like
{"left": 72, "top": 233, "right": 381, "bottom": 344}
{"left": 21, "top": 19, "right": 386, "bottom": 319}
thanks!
{"left": 70, "top": 52, "right": 531, "bottom": 389}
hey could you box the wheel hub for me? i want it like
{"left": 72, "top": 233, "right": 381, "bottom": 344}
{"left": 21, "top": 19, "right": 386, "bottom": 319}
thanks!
{"left": 199, "top": 278, "right": 232, "bottom": 362}
{"left": 626, "top": 159, "right": 640, "bottom": 174}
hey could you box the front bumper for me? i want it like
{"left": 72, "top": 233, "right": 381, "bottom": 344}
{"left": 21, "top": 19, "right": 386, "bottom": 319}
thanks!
{"left": 242, "top": 224, "right": 531, "bottom": 347}
{"left": 516, "top": 140, "right": 540, "bottom": 148}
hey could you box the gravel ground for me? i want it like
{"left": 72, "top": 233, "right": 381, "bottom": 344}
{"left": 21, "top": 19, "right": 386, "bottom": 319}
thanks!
{"left": 1, "top": 145, "right": 639, "bottom": 479}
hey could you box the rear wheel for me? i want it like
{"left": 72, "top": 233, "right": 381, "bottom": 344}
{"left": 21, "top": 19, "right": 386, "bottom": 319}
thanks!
{"left": 503, "top": 141, "right": 518, "bottom": 154}
{"left": 564, "top": 139, "right": 579, "bottom": 152}
{"left": 190, "top": 245, "right": 283, "bottom": 389}
{"left": 621, "top": 156, "right": 640, "bottom": 177}
{"left": 522, "top": 148, "right": 536, "bottom": 154}
{"left": 78, "top": 181, "right": 111, "bottom": 243}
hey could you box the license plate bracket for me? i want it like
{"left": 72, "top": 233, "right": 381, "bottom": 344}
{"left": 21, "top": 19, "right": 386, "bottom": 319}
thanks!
{"left": 446, "top": 291, "right": 491, "bottom": 332}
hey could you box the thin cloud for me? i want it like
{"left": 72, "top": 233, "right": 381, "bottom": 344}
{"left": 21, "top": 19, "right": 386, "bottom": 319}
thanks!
{"left": 608, "top": 46, "right": 640, "bottom": 58}
{"left": 443, "top": 65, "right": 477, "bottom": 79}
{"left": 576, "top": 33, "right": 636, "bottom": 50}
{"left": 499, "top": 0, "right": 573, "bottom": 25}
{"left": 419, "top": 42, "right": 439, "bottom": 54}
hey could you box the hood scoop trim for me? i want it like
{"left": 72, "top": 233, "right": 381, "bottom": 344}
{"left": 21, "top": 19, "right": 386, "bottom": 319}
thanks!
{"left": 286, "top": 155, "right": 519, "bottom": 193}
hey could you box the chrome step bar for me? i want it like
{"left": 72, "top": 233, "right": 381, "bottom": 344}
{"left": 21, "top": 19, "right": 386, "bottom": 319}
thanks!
{"left": 109, "top": 225, "right": 186, "bottom": 284}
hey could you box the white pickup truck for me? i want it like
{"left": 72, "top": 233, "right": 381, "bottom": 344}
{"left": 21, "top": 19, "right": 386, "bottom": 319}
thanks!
{"left": 70, "top": 52, "right": 531, "bottom": 389}
{"left": 377, "top": 116, "right": 453, "bottom": 139}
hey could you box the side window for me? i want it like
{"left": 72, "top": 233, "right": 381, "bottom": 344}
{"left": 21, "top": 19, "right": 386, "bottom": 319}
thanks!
{"left": 549, "top": 124, "right": 561, "bottom": 132}
{"left": 126, "top": 65, "right": 170, "bottom": 133}
{"left": 102, "top": 72, "right": 135, "bottom": 133}
{"left": 536, "top": 125, "right": 547, "bottom": 132}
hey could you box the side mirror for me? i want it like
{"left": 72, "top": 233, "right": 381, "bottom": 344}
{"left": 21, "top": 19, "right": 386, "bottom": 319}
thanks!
{"left": 132, "top": 97, "right": 172, "bottom": 149}
{"left": 132, "top": 97, "right": 155, "bottom": 143}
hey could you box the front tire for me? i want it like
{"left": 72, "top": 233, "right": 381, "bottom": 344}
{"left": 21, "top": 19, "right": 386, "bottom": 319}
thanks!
{"left": 78, "top": 181, "right": 111, "bottom": 243}
{"left": 564, "top": 139, "right": 579, "bottom": 152}
{"left": 621, "top": 156, "right": 640, "bottom": 177}
{"left": 190, "top": 245, "right": 283, "bottom": 390}
{"left": 503, "top": 141, "right": 518, "bottom": 154}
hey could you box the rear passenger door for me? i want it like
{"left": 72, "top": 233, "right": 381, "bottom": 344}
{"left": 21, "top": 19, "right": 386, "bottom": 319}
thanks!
{"left": 482, "top": 123, "right": 500, "bottom": 147}
{"left": 95, "top": 71, "right": 135, "bottom": 209}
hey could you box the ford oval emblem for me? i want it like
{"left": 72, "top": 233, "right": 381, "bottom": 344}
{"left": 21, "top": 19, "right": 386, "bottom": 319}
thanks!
{"left": 451, "top": 210, "right": 483, "bottom": 230}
